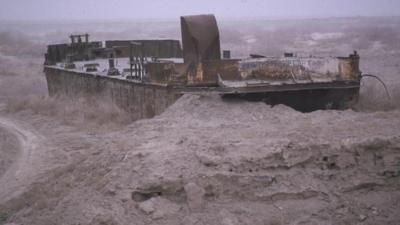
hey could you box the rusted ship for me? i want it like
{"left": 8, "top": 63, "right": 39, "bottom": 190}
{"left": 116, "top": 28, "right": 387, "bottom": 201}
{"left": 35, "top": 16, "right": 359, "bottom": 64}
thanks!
{"left": 44, "top": 14, "right": 361, "bottom": 119}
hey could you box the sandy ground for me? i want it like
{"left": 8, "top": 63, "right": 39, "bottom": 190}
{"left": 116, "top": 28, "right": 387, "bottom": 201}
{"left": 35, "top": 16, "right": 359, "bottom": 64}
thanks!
{"left": 0, "top": 94, "right": 399, "bottom": 225}
{"left": 0, "top": 124, "right": 20, "bottom": 178}
{"left": 0, "top": 116, "right": 43, "bottom": 202}
{"left": 0, "top": 17, "right": 399, "bottom": 225}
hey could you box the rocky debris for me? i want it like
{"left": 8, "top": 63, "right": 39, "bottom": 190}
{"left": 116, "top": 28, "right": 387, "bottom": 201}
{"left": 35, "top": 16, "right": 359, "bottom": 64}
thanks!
{"left": 184, "top": 182, "right": 206, "bottom": 211}
{"left": 132, "top": 178, "right": 185, "bottom": 203}
{"left": 89, "top": 215, "right": 119, "bottom": 225}
{"left": 137, "top": 199, "right": 155, "bottom": 214}
{"left": 219, "top": 209, "right": 240, "bottom": 225}
{"left": 137, "top": 197, "right": 181, "bottom": 219}
{"left": 359, "top": 214, "right": 368, "bottom": 221}
{"left": 370, "top": 206, "right": 379, "bottom": 215}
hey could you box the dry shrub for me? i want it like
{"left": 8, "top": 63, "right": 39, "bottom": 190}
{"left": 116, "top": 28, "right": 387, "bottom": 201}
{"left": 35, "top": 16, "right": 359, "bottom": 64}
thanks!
{"left": 354, "top": 79, "right": 400, "bottom": 111}
{"left": 0, "top": 55, "right": 47, "bottom": 103}
{"left": 5, "top": 95, "right": 132, "bottom": 131}
{"left": 0, "top": 34, "right": 133, "bottom": 131}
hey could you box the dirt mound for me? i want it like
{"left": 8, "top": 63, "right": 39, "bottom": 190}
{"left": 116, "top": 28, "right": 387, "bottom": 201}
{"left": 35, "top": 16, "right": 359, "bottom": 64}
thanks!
{"left": 1, "top": 94, "right": 399, "bottom": 225}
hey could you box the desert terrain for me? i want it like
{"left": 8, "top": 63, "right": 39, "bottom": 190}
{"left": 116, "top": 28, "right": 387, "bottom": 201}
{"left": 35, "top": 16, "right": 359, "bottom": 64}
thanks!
{"left": 0, "top": 17, "right": 399, "bottom": 225}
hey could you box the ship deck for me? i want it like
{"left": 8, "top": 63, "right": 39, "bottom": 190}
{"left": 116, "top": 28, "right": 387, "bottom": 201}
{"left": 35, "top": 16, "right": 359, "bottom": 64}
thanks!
{"left": 45, "top": 56, "right": 360, "bottom": 95}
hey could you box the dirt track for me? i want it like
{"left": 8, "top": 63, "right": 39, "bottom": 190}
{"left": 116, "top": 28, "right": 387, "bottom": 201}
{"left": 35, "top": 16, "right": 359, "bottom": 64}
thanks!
{"left": 0, "top": 116, "right": 45, "bottom": 203}
{"left": 0, "top": 123, "right": 20, "bottom": 178}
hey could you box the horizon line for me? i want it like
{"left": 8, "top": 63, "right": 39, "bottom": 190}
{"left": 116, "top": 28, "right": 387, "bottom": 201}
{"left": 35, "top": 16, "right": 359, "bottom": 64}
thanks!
{"left": 1, "top": 15, "right": 400, "bottom": 24}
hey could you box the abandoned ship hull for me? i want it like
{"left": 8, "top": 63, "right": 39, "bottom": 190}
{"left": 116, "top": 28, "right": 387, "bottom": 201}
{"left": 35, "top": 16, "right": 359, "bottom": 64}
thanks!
{"left": 43, "top": 14, "right": 362, "bottom": 118}
{"left": 44, "top": 67, "right": 182, "bottom": 120}
{"left": 45, "top": 66, "right": 359, "bottom": 118}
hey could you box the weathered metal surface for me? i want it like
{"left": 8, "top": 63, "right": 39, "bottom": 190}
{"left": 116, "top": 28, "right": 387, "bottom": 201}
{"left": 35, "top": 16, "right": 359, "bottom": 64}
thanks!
{"left": 45, "top": 39, "right": 182, "bottom": 65}
{"left": 238, "top": 57, "right": 338, "bottom": 81}
{"left": 84, "top": 63, "right": 99, "bottom": 72}
{"left": 221, "top": 88, "right": 360, "bottom": 112}
{"left": 180, "top": 14, "right": 221, "bottom": 64}
{"left": 45, "top": 44, "right": 69, "bottom": 65}
{"left": 186, "top": 60, "right": 240, "bottom": 86}
{"left": 145, "top": 62, "right": 175, "bottom": 85}
{"left": 338, "top": 51, "right": 361, "bottom": 80}
{"left": 180, "top": 80, "right": 360, "bottom": 94}
{"left": 105, "top": 40, "right": 182, "bottom": 58}
{"left": 70, "top": 34, "right": 89, "bottom": 44}
{"left": 223, "top": 50, "right": 231, "bottom": 59}
{"left": 45, "top": 40, "right": 102, "bottom": 65}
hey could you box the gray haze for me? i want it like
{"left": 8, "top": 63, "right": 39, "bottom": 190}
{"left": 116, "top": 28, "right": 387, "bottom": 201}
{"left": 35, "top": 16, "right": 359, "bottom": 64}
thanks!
{"left": 1, "top": 0, "right": 400, "bottom": 21}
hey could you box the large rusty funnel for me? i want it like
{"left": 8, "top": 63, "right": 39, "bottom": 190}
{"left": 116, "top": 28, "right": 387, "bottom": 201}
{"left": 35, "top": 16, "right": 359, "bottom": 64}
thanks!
{"left": 338, "top": 51, "right": 361, "bottom": 80}
{"left": 180, "top": 14, "right": 221, "bottom": 64}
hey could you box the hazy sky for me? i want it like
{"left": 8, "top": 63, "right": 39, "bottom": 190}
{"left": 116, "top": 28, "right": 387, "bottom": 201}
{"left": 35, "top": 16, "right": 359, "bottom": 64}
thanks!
{"left": 1, "top": 0, "right": 399, "bottom": 21}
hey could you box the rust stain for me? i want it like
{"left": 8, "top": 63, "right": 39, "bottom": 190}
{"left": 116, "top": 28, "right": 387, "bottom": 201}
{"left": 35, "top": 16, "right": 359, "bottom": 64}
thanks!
{"left": 338, "top": 51, "right": 361, "bottom": 80}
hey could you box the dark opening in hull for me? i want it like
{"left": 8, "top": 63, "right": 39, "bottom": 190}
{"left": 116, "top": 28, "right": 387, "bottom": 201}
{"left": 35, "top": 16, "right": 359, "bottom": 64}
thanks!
{"left": 222, "top": 87, "right": 360, "bottom": 112}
